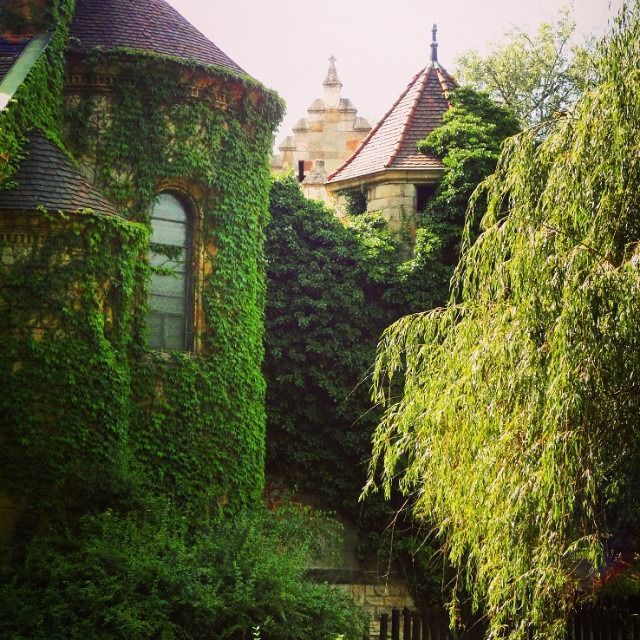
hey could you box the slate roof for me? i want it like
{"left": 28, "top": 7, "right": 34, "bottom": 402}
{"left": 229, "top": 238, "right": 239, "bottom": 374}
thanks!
{"left": 0, "top": 40, "right": 26, "bottom": 83}
{"left": 69, "top": 0, "right": 245, "bottom": 75}
{"left": 327, "top": 63, "right": 457, "bottom": 184}
{"left": 0, "top": 132, "right": 120, "bottom": 217}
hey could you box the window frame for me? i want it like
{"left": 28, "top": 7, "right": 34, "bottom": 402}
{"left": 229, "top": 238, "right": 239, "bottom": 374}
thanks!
{"left": 146, "top": 190, "right": 196, "bottom": 352}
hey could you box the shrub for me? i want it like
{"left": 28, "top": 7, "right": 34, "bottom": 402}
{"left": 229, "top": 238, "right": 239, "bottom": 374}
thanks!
{"left": 0, "top": 503, "right": 367, "bottom": 640}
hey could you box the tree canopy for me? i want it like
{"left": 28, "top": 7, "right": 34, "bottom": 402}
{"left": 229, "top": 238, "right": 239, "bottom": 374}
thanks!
{"left": 368, "top": 4, "right": 640, "bottom": 639}
{"left": 398, "top": 88, "right": 520, "bottom": 311}
{"left": 456, "top": 9, "right": 595, "bottom": 126}
{"left": 264, "top": 90, "right": 518, "bottom": 533}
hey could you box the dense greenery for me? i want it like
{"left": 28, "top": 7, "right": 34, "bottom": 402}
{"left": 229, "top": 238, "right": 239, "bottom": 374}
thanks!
{"left": 1, "top": 4, "right": 366, "bottom": 639}
{"left": 456, "top": 9, "right": 595, "bottom": 126}
{"left": 368, "top": 5, "right": 640, "bottom": 638}
{"left": 0, "top": 0, "right": 74, "bottom": 186}
{"left": 264, "top": 89, "right": 518, "bottom": 556}
{"left": 401, "top": 88, "right": 519, "bottom": 310}
{"left": 264, "top": 177, "right": 397, "bottom": 516}
{"left": 0, "top": 504, "right": 366, "bottom": 640}
{"left": 64, "top": 51, "right": 284, "bottom": 514}
{"left": 2, "top": 0, "right": 286, "bottom": 515}
{"left": 0, "top": 213, "right": 146, "bottom": 514}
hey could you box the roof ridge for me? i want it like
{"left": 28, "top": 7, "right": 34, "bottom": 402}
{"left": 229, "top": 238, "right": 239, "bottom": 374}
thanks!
{"left": 327, "top": 68, "right": 423, "bottom": 182}
{"left": 435, "top": 65, "right": 457, "bottom": 106}
{"left": 385, "top": 66, "right": 430, "bottom": 169}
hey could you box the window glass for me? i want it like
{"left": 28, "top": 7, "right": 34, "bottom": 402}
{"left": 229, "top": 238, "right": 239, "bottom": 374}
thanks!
{"left": 147, "top": 193, "right": 191, "bottom": 350}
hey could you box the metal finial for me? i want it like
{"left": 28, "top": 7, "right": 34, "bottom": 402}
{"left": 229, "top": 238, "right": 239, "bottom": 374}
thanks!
{"left": 431, "top": 24, "right": 438, "bottom": 63}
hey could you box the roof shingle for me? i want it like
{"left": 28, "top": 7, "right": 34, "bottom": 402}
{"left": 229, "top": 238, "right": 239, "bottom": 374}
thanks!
{"left": 0, "top": 40, "right": 25, "bottom": 83}
{"left": 69, "top": 0, "right": 245, "bottom": 76}
{"left": 327, "top": 63, "right": 457, "bottom": 184}
{"left": 0, "top": 132, "right": 120, "bottom": 217}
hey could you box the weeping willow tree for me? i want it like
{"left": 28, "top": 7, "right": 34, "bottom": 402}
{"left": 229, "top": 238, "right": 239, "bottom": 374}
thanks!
{"left": 367, "top": 4, "right": 640, "bottom": 639}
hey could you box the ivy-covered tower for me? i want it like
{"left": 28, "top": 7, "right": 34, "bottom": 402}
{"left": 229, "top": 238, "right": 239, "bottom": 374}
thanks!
{"left": 0, "top": 0, "right": 283, "bottom": 546}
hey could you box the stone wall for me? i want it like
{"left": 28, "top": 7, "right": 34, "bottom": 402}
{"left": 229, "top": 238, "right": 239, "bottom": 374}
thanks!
{"left": 337, "top": 578, "right": 416, "bottom": 639}
{"left": 272, "top": 57, "right": 371, "bottom": 204}
{"left": 366, "top": 182, "right": 416, "bottom": 232}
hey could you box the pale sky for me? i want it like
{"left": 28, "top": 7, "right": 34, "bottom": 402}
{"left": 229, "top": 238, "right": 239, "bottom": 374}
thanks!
{"left": 168, "top": 0, "right": 623, "bottom": 144}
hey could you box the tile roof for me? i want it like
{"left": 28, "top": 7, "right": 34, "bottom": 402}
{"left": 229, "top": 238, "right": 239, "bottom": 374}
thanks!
{"left": 0, "top": 40, "right": 25, "bottom": 82}
{"left": 0, "top": 132, "right": 120, "bottom": 217}
{"left": 69, "top": 0, "right": 245, "bottom": 75}
{"left": 327, "top": 63, "right": 457, "bottom": 184}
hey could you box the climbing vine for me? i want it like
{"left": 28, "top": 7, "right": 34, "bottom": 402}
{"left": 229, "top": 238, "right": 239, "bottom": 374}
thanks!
{"left": 0, "top": 212, "right": 147, "bottom": 514}
{"left": 0, "top": 0, "right": 75, "bottom": 186}
{"left": 0, "top": 4, "right": 368, "bottom": 638}
{"left": 62, "top": 52, "right": 284, "bottom": 514}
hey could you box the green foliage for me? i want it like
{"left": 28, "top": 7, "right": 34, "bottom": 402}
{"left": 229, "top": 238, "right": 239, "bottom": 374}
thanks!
{"left": 0, "top": 213, "right": 147, "bottom": 512}
{"left": 0, "top": 0, "right": 75, "bottom": 186}
{"left": 368, "top": 5, "right": 640, "bottom": 638}
{"left": 418, "top": 88, "right": 520, "bottom": 220}
{"left": 456, "top": 8, "right": 596, "bottom": 126}
{"left": 265, "top": 176, "right": 398, "bottom": 517}
{"left": 0, "top": 0, "right": 149, "bottom": 516}
{"left": 64, "top": 53, "right": 283, "bottom": 514}
{"left": 0, "top": 20, "right": 362, "bottom": 636}
{"left": 401, "top": 88, "right": 519, "bottom": 311}
{"left": 264, "top": 90, "right": 518, "bottom": 552}
{"left": 0, "top": 504, "right": 367, "bottom": 640}
{"left": 0, "top": 5, "right": 353, "bottom": 639}
{"left": 265, "top": 179, "right": 459, "bottom": 605}
{"left": 339, "top": 186, "right": 368, "bottom": 215}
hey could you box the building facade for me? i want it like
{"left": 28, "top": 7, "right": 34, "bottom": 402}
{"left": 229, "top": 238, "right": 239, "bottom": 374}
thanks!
{"left": 0, "top": 0, "right": 282, "bottom": 543}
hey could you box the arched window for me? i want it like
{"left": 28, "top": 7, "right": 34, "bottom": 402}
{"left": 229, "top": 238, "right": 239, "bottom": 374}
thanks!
{"left": 146, "top": 192, "right": 193, "bottom": 350}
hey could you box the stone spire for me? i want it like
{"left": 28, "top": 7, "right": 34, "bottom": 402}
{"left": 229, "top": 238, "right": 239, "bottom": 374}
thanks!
{"left": 323, "top": 55, "right": 342, "bottom": 86}
{"left": 431, "top": 24, "right": 438, "bottom": 64}
{"left": 323, "top": 55, "right": 342, "bottom": 109}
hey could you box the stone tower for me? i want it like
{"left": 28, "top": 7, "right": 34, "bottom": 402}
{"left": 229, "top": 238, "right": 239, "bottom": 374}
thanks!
{"left": 272, "top": 57, "right": 371, "bottom": 203}
{"left": 327, "top": 26, "right": 457, "bottom": 234}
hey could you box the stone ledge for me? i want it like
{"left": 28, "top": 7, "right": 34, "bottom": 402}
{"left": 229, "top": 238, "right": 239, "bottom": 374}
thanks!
{"left": 306, "top": 568, "right": 403, "bottom": 585}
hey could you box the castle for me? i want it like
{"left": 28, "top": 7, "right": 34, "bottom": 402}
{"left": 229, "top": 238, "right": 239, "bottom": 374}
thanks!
{"left": 0, "top": 3, "right": 456, "bottom": 635}
{"left": 271, "top": 56, "right": 372, "bottom": 203}
{"left": 274, "top": 26, "right": 456, "bottom": 234}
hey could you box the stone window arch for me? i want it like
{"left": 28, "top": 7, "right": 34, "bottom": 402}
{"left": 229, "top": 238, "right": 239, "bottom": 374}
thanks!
{"left": 146, "top": 192, "right": 194, "bottom": 351}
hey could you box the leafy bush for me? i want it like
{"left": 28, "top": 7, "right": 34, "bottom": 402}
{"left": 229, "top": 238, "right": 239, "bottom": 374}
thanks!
{"left": 0, "top": 503, "right": 366, "bottom": 640}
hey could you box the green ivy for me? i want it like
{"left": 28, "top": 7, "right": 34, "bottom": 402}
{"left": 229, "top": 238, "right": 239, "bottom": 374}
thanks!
{"left": 62, "top": 53, "right": 283, "bottom": 515}
{"left": 0, "top": 5, "right": 367, "bottom": 639}
{"left": 265, "top": 178, "right": 397, "bottom": 516}
{"left": 0, "top": 0, "right": 285, "bottom": 527}
{"left": 0, "top": 213, "right": 147, "bottom": 515}
{"left": 0, "top": 0, "right": 75, "bottom": 186}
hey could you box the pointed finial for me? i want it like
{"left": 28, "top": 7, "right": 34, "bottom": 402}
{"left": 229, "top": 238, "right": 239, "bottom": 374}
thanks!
{"left": 324, "top": 55, "right": 342, "bottom": 87}
{"left": 431, "top": 24, "right": 438, "bottom": 64}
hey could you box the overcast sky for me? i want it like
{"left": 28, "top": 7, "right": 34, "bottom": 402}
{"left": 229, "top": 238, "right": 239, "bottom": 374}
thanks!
{"left": 168, "top": 0, "right": 624, "bottom": 145}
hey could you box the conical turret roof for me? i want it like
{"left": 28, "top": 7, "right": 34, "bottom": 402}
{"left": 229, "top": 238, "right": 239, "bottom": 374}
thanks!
{"left": 327, "top": 62, "right": 456, "bottom": 184}
{"left": 0, "top": 132, "right": 120, "bottom": 217}
{"left": 69, "top": 0, "right": 245, "bottom": 75}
